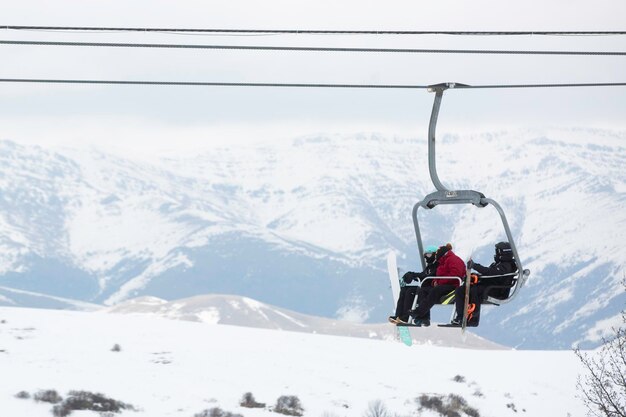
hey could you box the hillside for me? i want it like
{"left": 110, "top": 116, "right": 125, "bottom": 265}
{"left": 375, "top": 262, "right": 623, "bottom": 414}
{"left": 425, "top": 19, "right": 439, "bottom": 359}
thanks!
{"left": 0, "top": 306, "right": 586, "bottom": 417}
{"left": 105, "top": 294, "right": 504, "bottom": 350}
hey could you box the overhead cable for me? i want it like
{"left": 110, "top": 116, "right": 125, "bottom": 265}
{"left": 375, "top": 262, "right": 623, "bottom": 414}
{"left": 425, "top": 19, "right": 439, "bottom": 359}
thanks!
{"left": 1, "top": 78, "right": 625, "bottom": 90}
{"left": 1, "top": 39, "right": 625, "bottom": 56}
{"left": 2, "top": 26, "right": 626, "bottom": 36}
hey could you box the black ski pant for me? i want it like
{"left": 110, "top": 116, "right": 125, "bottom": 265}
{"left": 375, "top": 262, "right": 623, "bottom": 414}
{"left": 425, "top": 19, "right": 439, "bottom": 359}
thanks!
{"left": 454, "top": 285, "right": 484, "bottom": 324}
{"left": 412, "top": 284, "right": 457, "bottom": 320}
{"left": 394, "top": 286, "right": 418, "bottom": 321}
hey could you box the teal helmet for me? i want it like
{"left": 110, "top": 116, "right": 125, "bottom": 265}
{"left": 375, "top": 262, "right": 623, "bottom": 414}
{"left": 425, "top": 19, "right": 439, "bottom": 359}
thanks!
{"left": 424, "top": 245, "right": 438, "bottom": 254}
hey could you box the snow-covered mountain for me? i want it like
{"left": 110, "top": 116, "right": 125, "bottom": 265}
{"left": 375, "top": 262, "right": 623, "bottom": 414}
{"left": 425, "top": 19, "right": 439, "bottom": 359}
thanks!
{"left": 0, "top": 127, "right": 624, "bottom": 349}
{"left": 0, "top": 285, "right": 101, "bottom": 311}
{"left": 0, "top": 306, "right": 587, "bottom": 417}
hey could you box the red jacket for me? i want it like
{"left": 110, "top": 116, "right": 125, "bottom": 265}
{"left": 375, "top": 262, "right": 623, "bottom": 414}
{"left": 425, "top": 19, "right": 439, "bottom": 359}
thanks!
{"left": 433, "top": 250, "right": 465, "bottom": 286}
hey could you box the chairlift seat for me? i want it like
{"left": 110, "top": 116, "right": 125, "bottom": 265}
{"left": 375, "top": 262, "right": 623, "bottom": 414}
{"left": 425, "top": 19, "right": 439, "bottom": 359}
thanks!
{"left": 475, "top": 272, "right": 518, "bottom": 305}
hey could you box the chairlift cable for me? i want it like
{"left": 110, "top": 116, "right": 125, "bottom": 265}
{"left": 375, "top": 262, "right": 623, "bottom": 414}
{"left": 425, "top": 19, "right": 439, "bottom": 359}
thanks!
{"left": 0, "top": 79, "right": 428, "bottom": 89}
{"left": 2, "top": 26, "right": 626, "bottom": 36}
{"left": 2, "top": 39, "right": 626, "bottom": 56}
{"left": 1, "top": 78, "right": 626, "bottom": 89}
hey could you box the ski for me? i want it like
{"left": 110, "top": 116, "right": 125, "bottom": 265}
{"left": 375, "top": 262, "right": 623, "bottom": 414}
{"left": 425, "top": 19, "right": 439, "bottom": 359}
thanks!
{"left": 386, "top": 251, "right": 412, "bottom": 347}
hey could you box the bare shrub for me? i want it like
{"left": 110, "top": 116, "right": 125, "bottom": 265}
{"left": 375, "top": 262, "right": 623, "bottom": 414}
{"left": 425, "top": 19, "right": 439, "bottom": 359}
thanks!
{"left": 575, "top": 301, "right": 626, "bottom": 417}
{"left": 111, "top": 344, "right": 121, "bottom": 352}
{"left": 448, "top": 394, "right": 467, "bottom": 409}
{"left": 274, "top": 395, "right": 304, "bottom": 416}
{"left": 452, "top": 375, "right": 466, "bottom": 383}
{"left": 240, "top": 392, "right": 265, "bottom": 408}
{"left": 417, "top": 393, "right": 480, "bottom": 417}
{"left": 194, "top": 407, "right": 243, "bottom": 417}
{"left": 15, "top": 391, "right": 30, "bottom": 399}
{"left": 34, "top": 389, "right": 63, "bottom": 404}
{"left": 53, "top": 403, "right": 72, "bottom": 417}
{"left": 52, "top": 390, "right": 133, "bottom": 417}
{"left": 465, "top": 406, "right": 481, "bottom": 417}
{"left": 363, "top": 400, "right": 391, "bottom": 417}
{"left": 576, "top": 342, "right": 626, "bottom": 417}
{"left": 506, "top": 403, "right": 518, "bottom": 413}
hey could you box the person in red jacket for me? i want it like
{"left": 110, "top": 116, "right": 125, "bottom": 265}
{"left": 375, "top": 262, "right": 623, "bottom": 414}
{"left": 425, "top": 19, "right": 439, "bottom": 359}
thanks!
{"left": 406, "top": 243, "right": 466, "bottom": 326}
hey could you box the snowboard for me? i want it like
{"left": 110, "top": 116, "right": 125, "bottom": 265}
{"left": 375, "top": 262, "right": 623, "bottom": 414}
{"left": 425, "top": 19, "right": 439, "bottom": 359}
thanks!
{"left": 461, "top": 263, "right": 472, "bottom": 335}
{"left": 386, "top": 251, "right": 412, "bottom": 347}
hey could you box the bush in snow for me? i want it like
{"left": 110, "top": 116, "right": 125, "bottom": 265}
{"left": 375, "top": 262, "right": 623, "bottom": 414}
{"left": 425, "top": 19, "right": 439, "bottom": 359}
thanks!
{"left": 111, "top": 344, "right": 122, "bottom": 352}
{"left": 34, "top": 389, "right": 63, "bottom": 404}
{"left": 193, "top": 407, "right": 243, "bottom": 417}
{"left": 575, "top": 291, "right": 626, "bottom": 417}
{"left": 15, "top": 391, "right": 30, "bottom": 399}
{"left": 452, "top": 375, "right": 466, "bottom": 383}
{"left": 363, "top": 400, "right": 390, "bottom": 417}
{"left": 51, "top": 390, "right": 134, "bottom": 417}
{"left": 417, "top": 393, "right": 480, "bottom": 417}
{"left": 274, "top": 395, "right": 304, "bottom": 416}
{"left": 240, "top": 392, "right": 266, "bottom": 408}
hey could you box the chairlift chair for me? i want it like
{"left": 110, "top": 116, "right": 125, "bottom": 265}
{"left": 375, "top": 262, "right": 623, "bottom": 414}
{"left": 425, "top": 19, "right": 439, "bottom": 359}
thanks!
{"left": 412, "top": 83, "right": 530, "bottom": 307}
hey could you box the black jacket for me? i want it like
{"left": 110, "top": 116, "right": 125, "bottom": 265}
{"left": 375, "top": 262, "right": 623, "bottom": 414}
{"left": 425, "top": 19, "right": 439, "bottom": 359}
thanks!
{"left": 472, "top": 261, "right": 517, "bottom": 299}
{"left": 402, "top": 262, "right": 438, "bottom": 285}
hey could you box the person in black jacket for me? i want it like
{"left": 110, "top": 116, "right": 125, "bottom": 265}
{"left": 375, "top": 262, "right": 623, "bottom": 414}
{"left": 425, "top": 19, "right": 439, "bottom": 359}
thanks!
{"left": 451, "top": 241, "right": 518, "bottom": 326}
{"left": 389, "top": 245, "right": 438, "bottom": 324}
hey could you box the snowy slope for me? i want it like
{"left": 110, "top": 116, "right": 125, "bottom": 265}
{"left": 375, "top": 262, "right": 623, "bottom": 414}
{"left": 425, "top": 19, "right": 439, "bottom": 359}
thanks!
{"left": 0, "top": 306, "right": 587, "bottom": 417}
{"left": 0, "top": 127, "right": 624, "bottom": 349}
{"left": 0, "top": 286, "right": 100, "bottom": 311}
{"left": 105, "top": 295, "right": 504, "bottom": 350}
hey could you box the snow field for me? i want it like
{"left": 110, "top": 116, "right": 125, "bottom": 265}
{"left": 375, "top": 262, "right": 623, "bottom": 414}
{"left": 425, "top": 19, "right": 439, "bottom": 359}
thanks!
{"left": 0, "top": 307, "right": 585, "bottom": 417}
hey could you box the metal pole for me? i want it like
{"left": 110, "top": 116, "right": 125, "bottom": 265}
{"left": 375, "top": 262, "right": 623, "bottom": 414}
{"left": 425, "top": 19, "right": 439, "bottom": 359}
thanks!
{"left": 428, "top": 89, "right": 449, "bottom": 192}
{"left": 482, "top": 197, "right": 530, "bottom": 303}
{"left": 412, "top": 201, "right": 426, "bottom": 270}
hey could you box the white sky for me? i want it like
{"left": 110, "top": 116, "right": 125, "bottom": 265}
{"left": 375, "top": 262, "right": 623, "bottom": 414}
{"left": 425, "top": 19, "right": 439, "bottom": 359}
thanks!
{"left": 1, "top": 0, "right": 625, "bottom": 153}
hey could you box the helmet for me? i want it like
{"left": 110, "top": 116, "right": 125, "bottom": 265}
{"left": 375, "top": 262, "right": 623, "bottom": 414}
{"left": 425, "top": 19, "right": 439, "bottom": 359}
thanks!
{"left": 494, "top": 241, "right": 514, "bottom": 262}
{"left": 424, "top": 245, "right": 438, "bottom": 254}
{"left": 423, "top": 245, "right": 438, "bottom": 264}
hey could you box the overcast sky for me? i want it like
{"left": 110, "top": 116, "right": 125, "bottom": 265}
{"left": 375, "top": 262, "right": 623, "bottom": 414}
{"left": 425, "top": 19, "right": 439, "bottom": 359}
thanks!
{"left": 1, "top": 0, "right": 625, "bottom": 153}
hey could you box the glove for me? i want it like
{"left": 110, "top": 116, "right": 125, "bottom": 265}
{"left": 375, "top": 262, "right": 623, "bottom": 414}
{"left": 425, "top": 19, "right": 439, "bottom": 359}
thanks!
{"left": 402, "top": 272, "right": 416, "bottom": 284}
{"left": 467, "top": 259, "right": 474, "bottom": 269}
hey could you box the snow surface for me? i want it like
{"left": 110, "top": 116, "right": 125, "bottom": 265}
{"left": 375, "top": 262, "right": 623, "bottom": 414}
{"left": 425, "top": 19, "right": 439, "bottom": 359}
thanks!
{"left": 104, "top": 294, "right": 503, "bottom": 350}
{"left": 0, "top": 307, "right": 587, "bottom": 417}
